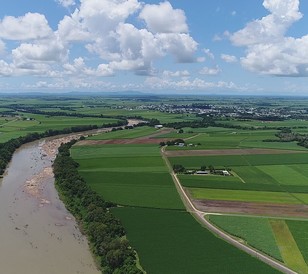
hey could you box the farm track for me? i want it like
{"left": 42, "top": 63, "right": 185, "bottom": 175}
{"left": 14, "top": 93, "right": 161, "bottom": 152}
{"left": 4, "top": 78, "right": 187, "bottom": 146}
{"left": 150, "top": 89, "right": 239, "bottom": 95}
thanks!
{"left": 165, "top": 148, "right": 308, "bottom": 157}
{"left": 161, "top": 146, "right": 297, "bottom": 274}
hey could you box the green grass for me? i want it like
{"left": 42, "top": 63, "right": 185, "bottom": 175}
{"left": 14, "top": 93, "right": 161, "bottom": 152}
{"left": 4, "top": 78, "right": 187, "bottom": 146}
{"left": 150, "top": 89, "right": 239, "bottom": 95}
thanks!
{"left": 169, "top": 153, "right": 308, "bottom": 169}
{"left": 232, "top": 166, "right": 279, "bottom": 185}
{"left": 178, "top": 174, "right": 308, "bottom": 193}
{"left": 72, "top": 144, "right": 160, "bottom": 159}
{"left": 179, "top": 174, "right": 243, "bottom": 188}
{"left": 112, "top": 207, "right": 279, "bottom": 274}
{"left": 258, "top": 165, "right": 308, "bottom": 186}
{"left": 209, "top": 215, "right": 282, "bottom": 261}
{"left": 79, "top": 170, "right": 182, "bottom": 209}
{"left": 188, "top": 188, "right": 302, "bottom": 204}
{"left": 270, "top": 220, "right": 308, "bottom": 274}
{"left": 77, "top": 156, "right": 165, "bottom": 170}
{"left": 72, "top": 144, "right": 184, "bottom": 209}
{"left": 287, "top": 220, "right": 308, "bottom": 265}
{"left": 0, "top": 114, "right": 121, "bottom": 142}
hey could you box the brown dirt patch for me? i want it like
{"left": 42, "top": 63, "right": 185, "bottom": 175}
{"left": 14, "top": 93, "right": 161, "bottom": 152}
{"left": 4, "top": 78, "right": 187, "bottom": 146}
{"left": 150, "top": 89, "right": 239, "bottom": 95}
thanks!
{"left": 76, "top": 128, "right": 176, "bottom": 145}
{"left": 165, "top": 148, "right": 308, "bottom": 157}
{"left": 194, "top": 199, "right": 308, "bottom": 218}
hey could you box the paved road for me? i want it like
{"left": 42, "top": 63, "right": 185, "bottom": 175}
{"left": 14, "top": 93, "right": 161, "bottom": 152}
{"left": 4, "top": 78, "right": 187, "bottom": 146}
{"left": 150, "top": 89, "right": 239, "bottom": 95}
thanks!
{"left": 161, "top": 146, "right": 297, "bottom": 274}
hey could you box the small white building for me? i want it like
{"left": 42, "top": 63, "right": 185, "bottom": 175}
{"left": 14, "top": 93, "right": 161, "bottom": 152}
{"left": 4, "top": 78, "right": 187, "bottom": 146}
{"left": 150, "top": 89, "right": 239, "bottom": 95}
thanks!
{"left": 222, "top": 170, "right": 230, "bottom": 176}
{"left": 155, "top": 124, "right": 163, "bottom": 129}
{"left": 196, "top": 170, "right": 209, "bottom": 175}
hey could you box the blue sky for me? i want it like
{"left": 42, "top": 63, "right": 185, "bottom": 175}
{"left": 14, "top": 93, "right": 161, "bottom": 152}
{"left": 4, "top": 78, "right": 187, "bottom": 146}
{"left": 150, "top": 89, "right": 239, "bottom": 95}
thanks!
{"left": 0, "top": 0, "right": 308, "bottom": 95}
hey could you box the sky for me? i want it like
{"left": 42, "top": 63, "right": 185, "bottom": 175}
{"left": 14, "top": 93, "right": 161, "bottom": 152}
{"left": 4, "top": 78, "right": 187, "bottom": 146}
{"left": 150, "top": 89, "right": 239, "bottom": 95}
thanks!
{"left": 0, "top": 0, "right": 308, "bottom": 95}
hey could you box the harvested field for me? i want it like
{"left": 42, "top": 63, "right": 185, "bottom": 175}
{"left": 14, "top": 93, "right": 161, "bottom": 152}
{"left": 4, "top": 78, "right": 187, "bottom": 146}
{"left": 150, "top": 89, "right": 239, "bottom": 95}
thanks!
{"left": 165, "top": 148, "right": 308, "bottom": 157}
{"left": 76, "top": 138, "right": 171, "bottom": 145}
{"left": 77, "top": 128, "right": 175, "bottom": 145}
{"left": 194, "top": 199, "right": 308, "bottom": 218}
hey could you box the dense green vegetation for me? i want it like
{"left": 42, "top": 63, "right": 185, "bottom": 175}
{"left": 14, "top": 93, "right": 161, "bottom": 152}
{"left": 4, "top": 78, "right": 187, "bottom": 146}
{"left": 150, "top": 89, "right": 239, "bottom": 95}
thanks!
{"left": 53, "top": 140, "right": 142, "bottom": 274}
{"left": 189, "top": 188, "right": 303, "bottom": 204}
{"left": 209, "top": 215, "right": 282, "bottom": 261}
{"left": 169, "top": 153, "right": 308, "bottom": 169}
{"left": 287, "top": 220, "right": 308, "bottom": 264}
{"left": 2, "top": 94, "right": 308, "bottom": 273}
{"left": 72, "top": 144, "right": 184, "bottom": 209}
{"left": 112, "top": 207, "right": 279, "bottom": 274}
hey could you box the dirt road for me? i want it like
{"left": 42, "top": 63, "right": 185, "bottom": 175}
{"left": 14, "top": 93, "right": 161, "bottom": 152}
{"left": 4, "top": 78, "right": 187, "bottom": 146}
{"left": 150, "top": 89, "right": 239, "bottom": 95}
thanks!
{"left": 161, "top": 146, "right": 297, "bottom": 274}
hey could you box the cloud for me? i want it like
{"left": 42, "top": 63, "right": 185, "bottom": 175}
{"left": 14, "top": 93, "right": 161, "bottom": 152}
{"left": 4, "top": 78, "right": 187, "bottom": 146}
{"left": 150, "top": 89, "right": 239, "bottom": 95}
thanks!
{"left": 0, "top": 60, "right": 13, "bottom": 76}
{"left": 199, "top": 66, "right": 221, "bottom": 75}
{"left": 221, "top": 54, "right": 237, "bottom": 63}
{"left": 0, "top": 13, "right": 52, "bottom": 40}
{"left": 57, "top": 0, "right": 76, "bottom": 8}
{"left": 0, "top": 0, "right": 198, "bottom": 80}
{"left": 163, "top": 70, "right": 190, "bottom": 77}
{"left": 0, "top": 39, "right": 5, "bottom": 55}
{"left": 58, "top": 0, "right": 197, "bottom": 75}
{"left": 145, "top": 76, "right": 237, "bottom": 90}
{"left": 139, "top": 1, "right": 188, "bottom": 33}
{"left": 203, "top": 48, "right": 214, "bottom": 59}
{"left": 231, "top": 0, "right": 308, "bottom": 76}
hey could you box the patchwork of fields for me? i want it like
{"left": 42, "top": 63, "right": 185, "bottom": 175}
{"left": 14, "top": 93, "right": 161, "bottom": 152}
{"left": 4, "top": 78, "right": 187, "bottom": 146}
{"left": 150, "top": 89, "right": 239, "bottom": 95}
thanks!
{"left": 168, "top": 144, "right": 308, "bottom": 272}
{"left": 0, "top": 114, "right": 120, "bottom": 142}
{"left": 71, "top": 127, "right": 281, "bottom": 273}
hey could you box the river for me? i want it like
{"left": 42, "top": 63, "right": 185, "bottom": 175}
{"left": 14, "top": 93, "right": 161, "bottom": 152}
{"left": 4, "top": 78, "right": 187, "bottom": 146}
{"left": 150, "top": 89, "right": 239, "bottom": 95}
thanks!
{"left": 0, "top": 137, "right": 100, "bottom": 274}
{"left": 0, "top": 120, "right": 143, "bottom": 273}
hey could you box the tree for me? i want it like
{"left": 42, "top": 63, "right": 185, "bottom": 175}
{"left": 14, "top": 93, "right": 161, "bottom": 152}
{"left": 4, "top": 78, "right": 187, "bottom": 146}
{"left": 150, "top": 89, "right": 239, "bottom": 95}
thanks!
{"left": 173, "top": 164, "right": 185, "bottom": 173}
{"left": 200, "top": 165, "right": 206, "bottom": 171}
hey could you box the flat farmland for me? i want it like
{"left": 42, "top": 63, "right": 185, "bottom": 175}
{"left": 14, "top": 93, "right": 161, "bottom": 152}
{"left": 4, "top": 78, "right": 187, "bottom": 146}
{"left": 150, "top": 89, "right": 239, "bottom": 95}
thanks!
{"left": 72, "top": 144, "right": 184, "bottom": 209}
{"left": 209, "top": 215, "right": 282, "bottom": 261}
{"left": 112, "top": 207, "right": 280, "bottom": 274}
{"left": 188, "top": 188, "right": 303, "bottom": 204}
{"left": 0, "top": 114, "right": 121, "bottom": 142}
{"left": 169, "top": 152, "right": 308, "bottom": 168}
{"left": 165, "top": 127, "right": 306, "bottom": 151}
{"left": 87, "top": 126, "right": 157, "bottom": 140}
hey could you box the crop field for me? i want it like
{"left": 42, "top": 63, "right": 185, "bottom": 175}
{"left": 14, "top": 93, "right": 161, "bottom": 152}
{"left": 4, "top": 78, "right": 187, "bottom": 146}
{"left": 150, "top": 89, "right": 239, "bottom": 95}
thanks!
{"left": 0, "top": 114, "right": 121, "bottom": 142}
{"left": 188, "top": 188, "right": 304, "bottom": 204}
{"left": 216, "top": 119, "right": 308, "bottom": 129}
{"left": 112, "top": 207, "right": 279, "bottom": 274}
{"left": 287, "top": 220, "right": 308, "bottom": 264}
{"left": 209, "top": 215, "right": 282, "bottom": 261}
{"left": 169, "top": 152, "right": 308, "bottom": 168}
{"left": 87, "top": 126, "right": 157, "bottom": 140}
{"left": 270, "top": 220, "right": 308, "bottom": 273}
{"left": 165, "top": 127, "right": 306, "bottom": 151}
{"left": 72, "top": 144, "right": 184, "bottom": 209}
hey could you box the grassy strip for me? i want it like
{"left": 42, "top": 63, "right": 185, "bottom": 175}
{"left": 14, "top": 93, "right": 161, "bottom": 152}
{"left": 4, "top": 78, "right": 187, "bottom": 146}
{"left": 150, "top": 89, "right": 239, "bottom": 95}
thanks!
{"left": 270, "top": 220, "right": 308, "bottom": 273}
{"left": 53, "top": 140, "right": 142, "bottom": 274}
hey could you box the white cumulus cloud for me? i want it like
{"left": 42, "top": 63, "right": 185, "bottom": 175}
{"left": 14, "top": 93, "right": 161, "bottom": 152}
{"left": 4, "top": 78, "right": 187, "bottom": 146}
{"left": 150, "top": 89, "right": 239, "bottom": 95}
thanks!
{"left": 139, "top": 1, "right": 188, "bottom": 33}
{"left": 199, "top": 66, "right": 221, "bottom": 75}
{"left": 221, "top": 54, "right": 237, "bottom": 63}
{"left": 0, "top": 13, "right": 52, "bottom": 40}
{"left": 231, "top": 0, "right": 308, "bottom": 76}
{"left": 57, "top": 0, "right": 76, "bottom": 8}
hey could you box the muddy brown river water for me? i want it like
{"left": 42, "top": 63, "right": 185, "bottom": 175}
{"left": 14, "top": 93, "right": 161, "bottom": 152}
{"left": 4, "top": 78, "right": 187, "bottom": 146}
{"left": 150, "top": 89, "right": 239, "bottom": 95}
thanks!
{"left": 0, "top": 139, "right": 100, "bottom": 274}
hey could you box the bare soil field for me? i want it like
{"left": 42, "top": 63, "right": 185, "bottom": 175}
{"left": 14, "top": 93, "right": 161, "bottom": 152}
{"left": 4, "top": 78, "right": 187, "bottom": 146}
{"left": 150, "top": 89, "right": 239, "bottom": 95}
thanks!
{"left": 77, "top": 128, "right": 175, "bottom": 145}
{"left": 165, "top": 148, "right": 308, "bottom": 157}
{"left": 194, "top": 199, "right": 308, "bottom": 218}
